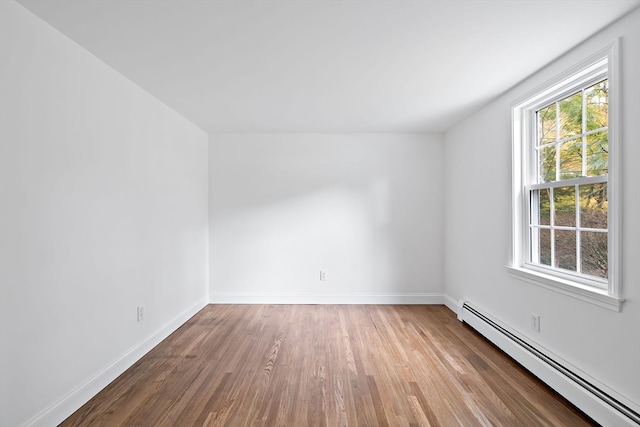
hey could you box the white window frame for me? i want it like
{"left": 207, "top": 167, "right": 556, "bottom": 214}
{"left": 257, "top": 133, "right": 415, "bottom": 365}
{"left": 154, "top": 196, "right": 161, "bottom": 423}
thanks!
{"left": 509, "top": 41, "right": 624, "bottom": 312}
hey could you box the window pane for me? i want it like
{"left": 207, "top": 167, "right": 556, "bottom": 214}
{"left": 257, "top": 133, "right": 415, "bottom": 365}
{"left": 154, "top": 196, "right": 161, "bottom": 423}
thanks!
{"left": 559, "top": 92, "right": 582, "bottom": 140}
{"left": 554, "top": 186, "right": 576, "bottom": 227}
{"left": 520, "top": 61, "right": 612, "bottom": 289}
{"left": 555, "top": 230, "right": 576, "bottom": 271}
{"left": 539, "top": 188, "right": 551, "bottom": 225}
{"left": 559, "top": 138, "right": 582, "bottom": 180}
{"left": 585, "top": 80, "right": 608, "bottom": 131}
{"left": 586, "top": 131, "right": 608, "bottom": 176}
{"left": 539, "top": 228, "right": 551, "bottom": 266}
{"left": 580, "top": 183, "right": 607, "bottom": 229}
{"left": 581, "top": 231, "right": 608, "bottom": 278}
{"left": 539, "top": 145, "right": 556, "bottom": 182}
{"left": 538, "top": 104, "right": 556, "bottom": 145}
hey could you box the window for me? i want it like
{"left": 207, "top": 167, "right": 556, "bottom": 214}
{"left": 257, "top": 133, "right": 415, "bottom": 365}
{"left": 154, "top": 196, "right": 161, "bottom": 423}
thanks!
{"left": 510, "top": 42, "right": 623, "bottom": 311}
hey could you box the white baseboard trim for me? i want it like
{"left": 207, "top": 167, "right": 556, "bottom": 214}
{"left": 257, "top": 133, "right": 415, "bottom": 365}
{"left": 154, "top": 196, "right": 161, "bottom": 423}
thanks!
{"left": 459, "top": 301, "right": 640, "bottom": 427}
{"left": 442, "top": 293, "right": 463, "bottom": 318}
{"left": 210, "top": 292, "right": 444, "bottom": 305}
{"left": 25, "top": 296, "right": 209, "bottom": 427}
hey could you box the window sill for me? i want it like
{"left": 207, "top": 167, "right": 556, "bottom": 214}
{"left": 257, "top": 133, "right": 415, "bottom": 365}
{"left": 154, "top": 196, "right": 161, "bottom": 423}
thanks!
{"left": 507, "top": 266, "right": 624, "bottom": 312}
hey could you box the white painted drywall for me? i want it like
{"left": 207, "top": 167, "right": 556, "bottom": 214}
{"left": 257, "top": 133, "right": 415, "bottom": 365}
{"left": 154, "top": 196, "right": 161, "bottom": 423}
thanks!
{"left": 0, "top": 2, "right": 209, "bottom": 425}
{"left": 443, "top": 8, "right": 640, "bottom": 410}
{"left": 210, "top": 133, "right": 444, "bottom": 303}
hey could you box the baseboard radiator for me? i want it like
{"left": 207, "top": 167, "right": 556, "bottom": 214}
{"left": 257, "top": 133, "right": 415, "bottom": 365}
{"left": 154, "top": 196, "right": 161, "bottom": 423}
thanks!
{"left": 459, "top": 302, "right": 640, "bottom": 427}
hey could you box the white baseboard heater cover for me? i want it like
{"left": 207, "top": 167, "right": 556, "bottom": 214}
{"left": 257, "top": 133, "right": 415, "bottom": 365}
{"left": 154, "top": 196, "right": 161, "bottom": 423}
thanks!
{"left": 459, "top": 301, "right": 640, "bottom": 427}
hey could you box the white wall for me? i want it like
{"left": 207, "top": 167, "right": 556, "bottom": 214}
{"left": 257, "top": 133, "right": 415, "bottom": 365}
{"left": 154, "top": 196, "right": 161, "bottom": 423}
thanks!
{"left": 210, "top": 133, "right": 443, "bottom": 303}
{"left": 444, "top": 8, "right": 640, "bottom": 411}
{"left": 0, "top": 2, "right": 209, "bottom": 426}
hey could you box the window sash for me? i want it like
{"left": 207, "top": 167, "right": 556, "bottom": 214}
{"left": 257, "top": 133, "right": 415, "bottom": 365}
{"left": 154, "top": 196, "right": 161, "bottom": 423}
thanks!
{"left": 523, "top": 73, "right": 610, "bottom": 288}
{"left": 526, "top": 76, "right": 609, "bottom": 285}
{"left": 527, "top": 183, "right": 609, "bottom": 288}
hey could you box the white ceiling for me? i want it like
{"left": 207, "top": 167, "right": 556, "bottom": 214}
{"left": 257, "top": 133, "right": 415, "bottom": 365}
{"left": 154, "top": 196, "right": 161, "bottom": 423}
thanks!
{"left": 16, "top": 0, "right": 640, "bottom": 134}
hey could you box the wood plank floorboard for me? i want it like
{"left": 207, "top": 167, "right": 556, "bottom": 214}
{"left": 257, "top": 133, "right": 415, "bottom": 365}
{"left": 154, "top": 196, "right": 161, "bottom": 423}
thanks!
{"left": 61, "top": 305, "right": 598, "bottom": 426}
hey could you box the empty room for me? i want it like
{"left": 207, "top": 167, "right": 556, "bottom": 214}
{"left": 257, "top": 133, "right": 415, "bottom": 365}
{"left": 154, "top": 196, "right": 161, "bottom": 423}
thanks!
{"left": 1, "top": 0, "right": 639, "bottom": 426}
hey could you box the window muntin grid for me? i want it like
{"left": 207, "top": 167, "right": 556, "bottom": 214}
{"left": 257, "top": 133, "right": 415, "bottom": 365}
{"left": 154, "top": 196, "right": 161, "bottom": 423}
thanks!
{"left": 527, "top": 79, "right": 608, "bottom": 285}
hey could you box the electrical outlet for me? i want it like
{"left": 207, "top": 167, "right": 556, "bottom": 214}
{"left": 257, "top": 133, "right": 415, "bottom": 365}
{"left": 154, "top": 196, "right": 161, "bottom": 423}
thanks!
{"left": 530, "top": 313, "right": 540, "bottom": 332}
{"left": 137, "top": 306, "right": 145, "bottom": 322}
{"left": 320, "top": 271, "right": 326, "bottom": 281}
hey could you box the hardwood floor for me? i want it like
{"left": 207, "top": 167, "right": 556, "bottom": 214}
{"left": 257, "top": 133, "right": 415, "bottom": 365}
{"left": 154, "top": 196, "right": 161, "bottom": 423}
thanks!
{"left": 61, "top": 305, "right": 597, "bottom": 426}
